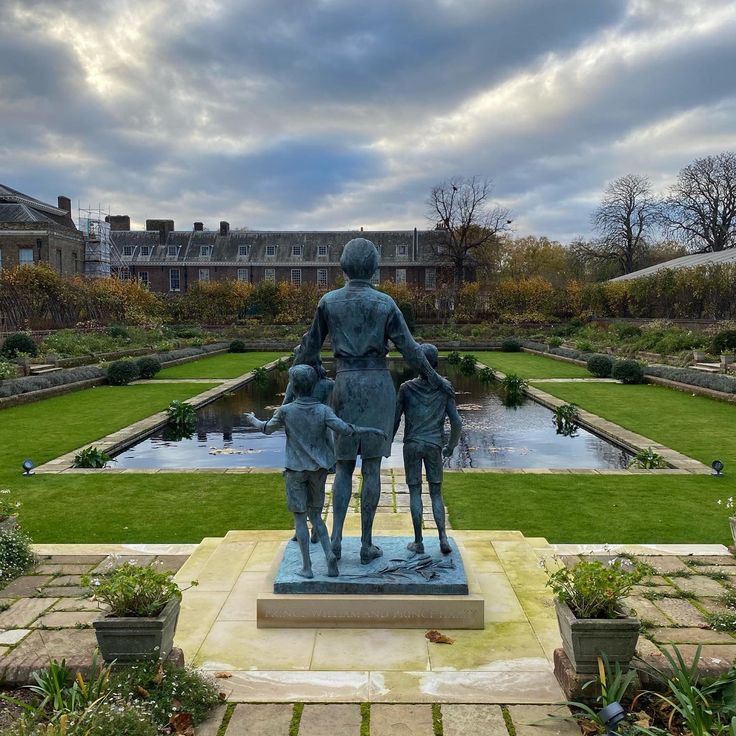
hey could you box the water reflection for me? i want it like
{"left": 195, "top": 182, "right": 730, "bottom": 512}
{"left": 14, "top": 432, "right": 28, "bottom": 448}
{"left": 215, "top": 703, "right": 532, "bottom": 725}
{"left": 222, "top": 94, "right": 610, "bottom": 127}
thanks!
{"left": 115, "top": 361, "right": 632, "bottom": 470}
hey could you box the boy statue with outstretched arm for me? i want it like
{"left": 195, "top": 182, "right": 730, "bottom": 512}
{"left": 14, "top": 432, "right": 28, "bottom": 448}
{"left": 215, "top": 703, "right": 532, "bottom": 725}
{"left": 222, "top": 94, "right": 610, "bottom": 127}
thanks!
{"left": 394, "top": 344, "right": 462, "bottom": 555}
{"left": 245, "top": 364, "right": 385, "bottom": 579}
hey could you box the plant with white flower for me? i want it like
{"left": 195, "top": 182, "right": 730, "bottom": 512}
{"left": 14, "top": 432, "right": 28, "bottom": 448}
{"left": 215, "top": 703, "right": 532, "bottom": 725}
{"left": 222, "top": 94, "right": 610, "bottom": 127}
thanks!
{"left": 717, "top": 497, "right": 735, "bottom": 514}
{"left": 0, "top": 488, "right": 21, "bottom": 521}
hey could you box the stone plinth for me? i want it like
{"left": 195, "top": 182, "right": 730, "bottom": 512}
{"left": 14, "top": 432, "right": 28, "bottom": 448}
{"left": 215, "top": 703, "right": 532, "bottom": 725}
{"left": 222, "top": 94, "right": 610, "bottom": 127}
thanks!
{"left": 257, "top": 590, "right": 485, "bottom": 629}
{"left": 273, "top": 536, "right": 469, "bottom": 595}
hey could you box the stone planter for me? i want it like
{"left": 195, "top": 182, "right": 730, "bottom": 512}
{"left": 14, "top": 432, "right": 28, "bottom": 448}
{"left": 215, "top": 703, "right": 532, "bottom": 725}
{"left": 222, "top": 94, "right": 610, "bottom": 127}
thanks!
{"left": 93, "top": 597, "right": 180, "bottom": 663}
{"left": 555, "top": 599, "right": 639, "bottom": 674}
{"left": 721, "top": 354, "right": 735, "bottom": 369}
{"left": 693, "top": 350, "right": 707, "bottom": 362}
{"left": 0, "top": 515, "right": 18, "bottom": 533}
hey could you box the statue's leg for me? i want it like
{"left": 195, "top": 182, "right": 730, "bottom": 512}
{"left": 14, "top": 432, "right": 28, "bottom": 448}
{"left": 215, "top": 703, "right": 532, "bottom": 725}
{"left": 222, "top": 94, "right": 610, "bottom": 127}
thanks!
{"left": 407, "top": 484, "right": 424, "bottom": 553}
{"left": 293, "top": 512, "right": 313, "bottom": 578}
{"left": 308, "top": 506, "right": 338, "bottom": 577}
{"left": 360, "top": 456, "right": 383, "bottom": 564}
{"left": 429, "top": 483, "right": 451, "bottom": 554}
{"left": 330, "top": 458, "right": 355, "bottom": 559}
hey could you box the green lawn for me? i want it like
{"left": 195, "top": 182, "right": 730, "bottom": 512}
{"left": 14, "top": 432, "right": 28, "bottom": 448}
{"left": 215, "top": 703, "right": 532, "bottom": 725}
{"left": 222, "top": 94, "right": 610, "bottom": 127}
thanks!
{"left": 155, "top": 352, "right": 287, "bottom": 379}
{"left": 444, "top": 380, "right": 736, "bottom": 543}
{"left": 471, "top": 351, "right": 590, "bottom": 379}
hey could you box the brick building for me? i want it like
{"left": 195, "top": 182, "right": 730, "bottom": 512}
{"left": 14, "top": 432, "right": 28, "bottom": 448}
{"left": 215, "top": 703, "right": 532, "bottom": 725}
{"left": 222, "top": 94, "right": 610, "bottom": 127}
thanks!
{"left": 111, "top": 219, "right": 449, "bottom": 293}
{"left": 0, "top": 185, "right": 85, "bottom": 275}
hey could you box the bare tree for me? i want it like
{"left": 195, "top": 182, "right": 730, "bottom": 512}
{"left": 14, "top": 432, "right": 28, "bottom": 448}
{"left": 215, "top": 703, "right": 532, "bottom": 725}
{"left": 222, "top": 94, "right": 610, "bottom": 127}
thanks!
{"left": 427, "top": 176, "right": 511, "bottom": 289}
{"left": 662, "top": 152, "right": 736, "bottom": 252}
{"left": 587, "top": 174, "right": 660, "bottom": 274}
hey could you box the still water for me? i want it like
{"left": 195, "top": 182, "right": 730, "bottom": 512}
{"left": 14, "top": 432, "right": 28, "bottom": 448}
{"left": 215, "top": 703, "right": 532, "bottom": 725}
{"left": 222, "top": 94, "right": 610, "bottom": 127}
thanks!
{"left": 115, "top": 361, "right": 631, "bottom": 470}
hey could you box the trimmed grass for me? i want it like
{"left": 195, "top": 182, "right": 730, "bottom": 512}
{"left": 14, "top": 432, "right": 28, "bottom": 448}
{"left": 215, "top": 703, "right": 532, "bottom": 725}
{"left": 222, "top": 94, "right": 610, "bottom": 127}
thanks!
{"left": 155, "top": 352, "right": 287, "bottom": 379}
{"left": 18, "top": 472, "right": 290, "bottom": 543}
{"left": 443, "top": 473, "right": 731, "bottom": 544}
{"left": 0, "top": 383, "right": 218, "bottom": 482}
{"left": 527, "top": 381, "right": 736, "bottom": 467}
{"left": 471, "top": 351, "right": 590, "bottom": 379}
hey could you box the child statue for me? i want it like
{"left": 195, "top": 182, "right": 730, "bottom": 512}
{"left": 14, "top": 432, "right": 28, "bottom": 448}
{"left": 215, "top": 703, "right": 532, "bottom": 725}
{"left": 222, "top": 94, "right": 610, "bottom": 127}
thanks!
{"left": 245, "top": 364, "right": 385, "bottom": 579}
{"left": 393, "top": 344, "right": 462, "bottom": 555}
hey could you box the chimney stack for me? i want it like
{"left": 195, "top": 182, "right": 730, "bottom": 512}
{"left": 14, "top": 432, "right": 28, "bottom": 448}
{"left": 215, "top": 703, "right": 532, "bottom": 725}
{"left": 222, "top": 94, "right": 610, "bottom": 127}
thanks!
{"left": 219, "top": 221, "right": 230, "bottom": 236}
{"left": 106, "top": 215, "right": 131, "bottom": 231}
{"left": 146, "top": 219, "right": 175, "bottom": 244}
{"left": 57, "top": 195, "right": 71, "bottom": 214}
{"left": 193, "top": 222, "right": 204, "bottom": 231}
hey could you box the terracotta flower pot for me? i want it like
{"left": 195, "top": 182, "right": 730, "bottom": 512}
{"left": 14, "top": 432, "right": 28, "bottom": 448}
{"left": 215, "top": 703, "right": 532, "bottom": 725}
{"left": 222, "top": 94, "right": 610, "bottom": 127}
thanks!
{"left": 92, "top": 597, "right": 180, "bottom": 663}
{"left": 554, "top": 598, "right": 640, "bottom": 674}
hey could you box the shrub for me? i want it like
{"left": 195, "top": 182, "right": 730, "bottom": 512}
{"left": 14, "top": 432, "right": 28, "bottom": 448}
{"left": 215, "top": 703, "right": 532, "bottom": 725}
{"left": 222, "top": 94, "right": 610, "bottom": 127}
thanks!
{"left": 136, "top": 356, "right": 161, "bottom": 379}
{"left": 613, "top": 323, "right": 642, "bottom": 339}
{"left": 0, "top": 488, "right": 21, "bottom": 520}
{"left": 553, "top": 403, "right": 580, "bottom": 437}
{"left": 612, "top": 359, "right": 645, "bottom": 384}
{"left": 712, "top": 329, "right": 736, "bottom": 354}
{"left": 628, "top": 447, "right": 666, "bottom": 469}
{"left": 500, "top": 338, "right": 521, "bottom": 352}
{"left": 575, "top": 339, "right": 593, "bottom": 352}
{"left": 478, "top": 366, "right": 496, "bottom": 383}
{"left": 0, "top": 528, "right": 35, "bottom": 586}
{"left": 0, "top": 357, "right": 18, "bottom": 380}
{"left": 501, "top": 373, "right": 528, "bottom": 406}
{"left": 106, "top": 360, "right": 139, "bottom": 386}
{"left": 105, "top": 325, "right": 130, "bottom": 339}
{"left": 111, "top": 660, "right": 220, "bottom": 728}
{"left": 547, "top": 336, "right": 563, "bottom": 348}
{"left": 398, "top": 300, "right": 416, "bottom": 332}
{"left": 545, "top": 558, "right": 643, "bottom": 619}
{"left": 446, "top": 351, "right": 462, "bottom": 365}
{"left": 1, "top": 333, "right": 37, "bottom": 359}
{"left": 72, "top": 446, "right": 114, "bottom": 469}
{"left": 586, "top": 354, "right": 613, "bottom": 378}
{"left": 83, "top": 561, "right": 183, "bottom": 617}
{"left": 459, "top": 354, "right": 477, "bottom": 375}
{"left": 229, "top": 339, "right": 247, "bottom": 353}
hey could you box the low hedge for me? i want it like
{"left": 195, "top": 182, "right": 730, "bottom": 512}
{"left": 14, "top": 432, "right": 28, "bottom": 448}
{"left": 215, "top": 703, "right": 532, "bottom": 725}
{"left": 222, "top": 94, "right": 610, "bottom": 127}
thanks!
{"left": 612, "top": 359, "right": 645, "bottom": 384}
{"left": 645, "top": 364, "right": 736, "bottom": 394}
{"left": 587, "top": 354, "right": 614, "bottom": 378}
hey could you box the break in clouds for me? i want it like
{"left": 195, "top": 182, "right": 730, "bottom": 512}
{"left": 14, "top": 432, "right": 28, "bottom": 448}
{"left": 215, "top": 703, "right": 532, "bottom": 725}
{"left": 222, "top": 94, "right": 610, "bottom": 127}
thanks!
{"left": 2, "top": 0, "right": 736, "bottom": 240}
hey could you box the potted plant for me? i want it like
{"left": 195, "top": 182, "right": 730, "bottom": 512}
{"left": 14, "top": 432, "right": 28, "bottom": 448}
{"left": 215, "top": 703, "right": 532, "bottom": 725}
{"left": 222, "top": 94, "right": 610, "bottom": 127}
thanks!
{"left": 717, "top": 497, "right": 736, "bottom": 546}
{"left": 0, "top": 488, "right": 21, "bottom": 532}
{"left": 83, "top": 561, "right": 189, "bottom": 663}
{"left": 545, "top": 558, "right": 642, "bottom": 674}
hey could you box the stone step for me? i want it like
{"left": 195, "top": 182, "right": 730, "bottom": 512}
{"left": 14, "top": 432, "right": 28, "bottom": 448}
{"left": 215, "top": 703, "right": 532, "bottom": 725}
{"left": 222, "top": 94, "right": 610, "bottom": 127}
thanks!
{"left": 174, "top": 537, "right": 224, "bottom": 586}
{"left": 29, "top": 364, "right": 63, "bottom": 375}
{"left": 692, "top": 362, "right": 723, "bottom": 373}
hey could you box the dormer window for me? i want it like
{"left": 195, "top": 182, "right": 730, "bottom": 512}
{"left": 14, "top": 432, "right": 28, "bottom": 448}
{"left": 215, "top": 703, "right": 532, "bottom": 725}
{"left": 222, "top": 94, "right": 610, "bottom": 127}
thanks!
{"left": 317, "top": 245, "right": 328, "bottom": 257}
{"left": 265, "top": 245, "right": 276, "bottom": 257}
{"left": 200, "top": 245, "right": 211, "bottom": 257}
{"left": 397, "top": 244, "right": 408, "bottom": 258}
{"left": 122, "top": 245, "right": 133, "bottom": 257}
{"left": 238, "top": 245, "right": 250, "bottom": 257}
{"left": 167, "top": 245, "right": 178, "bottom": 257}
{"left": 140, "top": 246, "right": 151, "bottom": 257}
{"left": 292, "top": 245, "right": 303, "bottom": 257}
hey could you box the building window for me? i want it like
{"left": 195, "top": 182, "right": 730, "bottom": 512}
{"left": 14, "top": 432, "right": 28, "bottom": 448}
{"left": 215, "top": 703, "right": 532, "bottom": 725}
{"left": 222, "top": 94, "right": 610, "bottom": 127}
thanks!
{"left": 36, "top": 239, "right": 42, "bottom": 249}
{"left": 397, "top": 244, "right": 407, "bottom": 257}
{"left": 396, "top": 268, "right": 406, "bottom": 285}
{"left": 317, "top": 245, "right": 328, "bottom": 257}
{"left": 200, "top": 245, "right": 211, "bottom": 257}
{"left": 317, "top": 268, "right": 328, "bottom": 287}
{"left": 122, "top": 245, "right": 133, "bottom": 257}
{"left": 238, "top": 245, "right": 250, "bottom": 257}
{"left": 237, "top": 268, "right": 249, "bottom": 282}
{"left": 138, "top": 271, "right": 149, "bottom": 286}
{"left": 199, "top": 268, "right": 210, "bottom": 282}
{"left": 56, "top": 249, "right": 63, "bottom": 271}
{"left": 167, "top": 245, "right": 178, "bottom": 257}
{"left": 290, "top": 268, "right": 302, "bottom": 285}
{"left": 292, "top": 245, "right": 302, "bottom": 257}
{"left": 140, "top": 245, "right": 151, "bottom": 257}
{"left": 264, "top": 268, "right": 276, "bottom": 282}
{"left": 370, "top": 269, "right": 380, "bottom": 285}
{"left": 169, "top": 268, "right": 180, "bottom": 291}
{"left": 265, "top": 245, "right": 276, "bottom": 257}
{"left": 18, "top": 248, "right": 33, "bottom": 265}
{"left": 72, "top": 252, "right": 78, "bottom": 273}
{"left": 120, "top": 267, "right": 131, "bottom": 280}
{"left": 425, "top": 268, "right": 436, "bottom": 290}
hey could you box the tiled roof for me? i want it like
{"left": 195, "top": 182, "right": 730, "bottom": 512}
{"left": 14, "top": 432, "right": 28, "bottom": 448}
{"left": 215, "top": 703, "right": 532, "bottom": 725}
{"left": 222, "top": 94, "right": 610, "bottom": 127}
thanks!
{"left": 0, "top": 184, "right": 66, "bottom": 216}
{"left": 611, "top": 248, "right": 736, "bottom": 281}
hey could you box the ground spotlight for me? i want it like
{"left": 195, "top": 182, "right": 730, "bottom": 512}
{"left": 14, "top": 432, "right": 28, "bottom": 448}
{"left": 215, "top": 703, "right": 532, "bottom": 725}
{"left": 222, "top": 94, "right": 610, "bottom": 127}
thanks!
{"left": 598, "top": 702, "right": 626, "bottom": 735}
{"left": 712, "top": 459, "right": 725, "bottom": 477}
{"left": 22, "top": 459, "right": 35, "bottom": 476}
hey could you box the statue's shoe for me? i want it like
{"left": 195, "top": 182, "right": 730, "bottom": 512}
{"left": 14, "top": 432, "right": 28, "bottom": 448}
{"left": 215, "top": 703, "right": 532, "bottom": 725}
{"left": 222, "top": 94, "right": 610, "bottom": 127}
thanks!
{"left": 310, "top": 529, "right": 319, "bottom": 544}
{"left": 407, "top": 541, "right": 425, "bottom": 554}
{"left": 439, "top": 538, "right": 452, "bottom": 555}
{"left": 327, "top": 556, "right": 339, "bottom": 577}
{"left": 360, "top": 544, "right": 383, "bottom": 565}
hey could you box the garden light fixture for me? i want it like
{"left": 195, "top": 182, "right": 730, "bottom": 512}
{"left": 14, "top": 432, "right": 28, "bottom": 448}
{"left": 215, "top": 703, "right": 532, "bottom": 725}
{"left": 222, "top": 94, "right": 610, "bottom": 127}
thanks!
{"left": 598, "top": 702, "right": 626, "bottom": 735}
{"left": 712, "top": 459, "right": 725, "bottom": 476}
{"left": 22, "top": 459, "right": 34, "bottom": 476}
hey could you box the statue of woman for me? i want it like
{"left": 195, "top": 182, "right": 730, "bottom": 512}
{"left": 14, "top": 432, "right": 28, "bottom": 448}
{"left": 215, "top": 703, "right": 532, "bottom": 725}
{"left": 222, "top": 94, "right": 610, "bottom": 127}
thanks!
{"left": 297, "top": 238, "right": 452, "bottom": 564}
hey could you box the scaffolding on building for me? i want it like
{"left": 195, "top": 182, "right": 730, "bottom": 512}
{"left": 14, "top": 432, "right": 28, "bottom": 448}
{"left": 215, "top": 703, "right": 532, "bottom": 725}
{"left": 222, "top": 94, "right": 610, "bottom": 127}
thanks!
{"left": 78, "top": 205, "right": 125, "bottom": 278}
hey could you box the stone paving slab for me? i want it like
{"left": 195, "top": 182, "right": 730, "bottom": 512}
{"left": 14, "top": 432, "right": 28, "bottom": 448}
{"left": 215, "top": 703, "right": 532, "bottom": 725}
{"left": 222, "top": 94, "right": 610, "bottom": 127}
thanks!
{"left": 370, "top": 704, "right": 434, "bottom": 735}
{"left": 441, "top": 704, "right": 508, "bottom": 736}
{"left": 509, "top": 705, "right": 580, "bottom": 736}
{"left": 226, "top": 703, "right": 294, "bottom": 735}
{"left": 298, "top": 704, "right": 362, "bottom": 736}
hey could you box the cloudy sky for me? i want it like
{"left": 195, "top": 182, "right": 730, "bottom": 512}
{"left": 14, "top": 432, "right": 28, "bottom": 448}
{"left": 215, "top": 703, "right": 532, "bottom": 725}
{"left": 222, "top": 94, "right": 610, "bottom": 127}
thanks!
{"left": 2, "top": 0, "right": 736, "bottom": 241}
